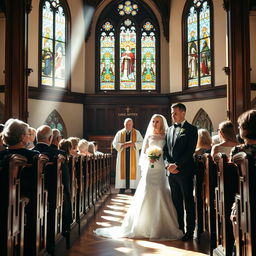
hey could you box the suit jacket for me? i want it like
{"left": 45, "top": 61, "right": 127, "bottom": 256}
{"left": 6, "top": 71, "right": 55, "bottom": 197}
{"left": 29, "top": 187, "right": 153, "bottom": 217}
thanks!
{"left": 164, "top": 121, "right": 198, "bottom": 176}
{"left": 33, "top": 143, "right": 65, "bottom": 161}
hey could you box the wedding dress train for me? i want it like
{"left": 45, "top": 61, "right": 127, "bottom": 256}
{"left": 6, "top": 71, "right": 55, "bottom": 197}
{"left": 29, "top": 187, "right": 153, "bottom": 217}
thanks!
{"left": 95, "top": 135, "right": 183, "bottom": 241}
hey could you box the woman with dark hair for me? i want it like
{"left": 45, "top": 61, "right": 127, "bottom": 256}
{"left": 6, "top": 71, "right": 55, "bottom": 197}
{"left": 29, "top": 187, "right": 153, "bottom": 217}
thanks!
{"left": 211, "top": 120, "right": 238, "bottom": 158}
{"left": 231, "top": 109, "right": 256, "bottom": 158}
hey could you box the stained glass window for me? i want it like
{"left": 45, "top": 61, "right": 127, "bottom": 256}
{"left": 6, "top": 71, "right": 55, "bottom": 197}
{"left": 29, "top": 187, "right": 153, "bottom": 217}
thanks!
{"left": 45, "top": 109, "right": 67, "bottom": 138}
{"left": 40, "top": 0, "right": 69, "bottom": 88}
{"left": 185, "top": 0, "right": 212, "bottom": 88}
{"left": 141, "top": 22, "right": 156, "bottom": 90}
{"left": 100, "top": 22, "right": 115, "bottom": 90}
{"left": 97, "top": 0, "right": 160, "bottom": 92}
{"left": 120, "top": 19, "right": 136, "bottom": 90}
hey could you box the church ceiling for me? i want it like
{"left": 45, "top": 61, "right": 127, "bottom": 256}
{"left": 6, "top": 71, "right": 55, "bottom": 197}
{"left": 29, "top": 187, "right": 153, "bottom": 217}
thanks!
{"left": 84, "top": 0, "right": 171, "bottom": 41}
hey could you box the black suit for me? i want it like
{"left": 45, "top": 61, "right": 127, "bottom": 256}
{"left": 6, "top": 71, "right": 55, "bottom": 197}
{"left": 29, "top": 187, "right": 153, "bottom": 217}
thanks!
{"left": 164, "top": 121, "right": 198, "bottom": 234}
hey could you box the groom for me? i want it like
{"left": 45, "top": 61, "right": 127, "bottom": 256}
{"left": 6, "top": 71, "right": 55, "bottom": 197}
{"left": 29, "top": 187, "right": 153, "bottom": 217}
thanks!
{"left": 164, "top": 103, "right": 198, "bottom": 241}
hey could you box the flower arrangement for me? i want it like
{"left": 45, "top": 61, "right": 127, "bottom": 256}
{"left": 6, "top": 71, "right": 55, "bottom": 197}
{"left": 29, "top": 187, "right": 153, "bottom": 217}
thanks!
{"left": 146, "top": 145, "right": 162, "bottom": 168}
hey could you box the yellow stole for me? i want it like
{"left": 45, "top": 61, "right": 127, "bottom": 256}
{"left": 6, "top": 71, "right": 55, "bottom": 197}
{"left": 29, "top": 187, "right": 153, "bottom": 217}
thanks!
{"left": 120, "top": 128, "right": 137, "bottom": 180}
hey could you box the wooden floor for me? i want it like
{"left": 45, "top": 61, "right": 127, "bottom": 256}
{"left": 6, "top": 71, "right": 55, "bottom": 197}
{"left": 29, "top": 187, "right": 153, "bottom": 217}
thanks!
{"left": 68, "top": 191, "right": 209, "bottom": 256}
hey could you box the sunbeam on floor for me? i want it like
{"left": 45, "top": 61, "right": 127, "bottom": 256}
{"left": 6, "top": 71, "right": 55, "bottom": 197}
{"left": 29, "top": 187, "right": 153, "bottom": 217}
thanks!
{"left": 67, "top": 191, "right": 209, "bottom": 256}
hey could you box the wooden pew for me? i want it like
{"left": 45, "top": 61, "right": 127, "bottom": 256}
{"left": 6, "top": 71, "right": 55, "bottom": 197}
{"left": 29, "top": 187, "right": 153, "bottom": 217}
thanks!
{"left": 0, "top": 154, "right": 28, "bottom": 256}
{"left": 194, "top": 154, "right": 205, "bottom": 239}
{"left": 213, "top": 153, "right": 238, "bottom": 256}
{"left": 68, "top": 155, "right": 78, "bottom": 226}
{"left": 233, "top": 152, "right": 256, "bottom": 256}
{"left": 22, "top": 154, "right": 49, "bottom": 256}
{"left": 91, "top": 156, "right": 97, "bottom": 205}
{"left": 44, "top": 154, "right": 65, "bottom": 255}
{"left": 198, "top": 154, "right": 217, "bottom": 255}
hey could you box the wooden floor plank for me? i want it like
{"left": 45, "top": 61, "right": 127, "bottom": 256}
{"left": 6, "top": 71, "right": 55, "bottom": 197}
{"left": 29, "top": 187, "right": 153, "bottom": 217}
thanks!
{"left": 68, "top": 192, "right": 209, "bottom": 256}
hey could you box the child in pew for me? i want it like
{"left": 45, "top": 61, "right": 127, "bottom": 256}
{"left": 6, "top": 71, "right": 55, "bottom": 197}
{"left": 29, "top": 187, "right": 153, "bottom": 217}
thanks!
{"left": 230, "top": 109, "right": 256, "bottom": 256}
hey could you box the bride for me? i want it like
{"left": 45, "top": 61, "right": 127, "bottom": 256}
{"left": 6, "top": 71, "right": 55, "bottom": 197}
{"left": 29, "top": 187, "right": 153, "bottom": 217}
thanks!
{"left": 95, "top": 114, "right": 183, "bottom": 240}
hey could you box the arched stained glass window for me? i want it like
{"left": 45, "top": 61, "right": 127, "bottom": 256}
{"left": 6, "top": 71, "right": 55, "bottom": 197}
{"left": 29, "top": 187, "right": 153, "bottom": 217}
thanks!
{"left": 40, "top": 0, "right": 70, "bottom": 89}
{"left": 183, "top": 0, "right": 213, "bottom": 89}
{"left": 141, "top": 22, "right": 156, "bottom": 90}
{"left": 100, "top": 22, "right": 115, "bottom": 90}
{"left": 120, "top": 19, "right": 136, "bottom": 90}
{"left": 45, "top": 109, "right": 67, "bottom": 138}
{"left": 96, "top": 0, "right": 160, "bottom": 92}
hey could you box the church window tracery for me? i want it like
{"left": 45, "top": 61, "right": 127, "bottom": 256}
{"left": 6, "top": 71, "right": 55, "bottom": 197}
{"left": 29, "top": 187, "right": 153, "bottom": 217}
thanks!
{"left": 96, "top": 0, "right": 159, "bottom": 92}
{"left": 39, "top": 0, "right": 70, "bottom": 89}
{"left": 183, "top": 0, "right": 213, "bottom": 89}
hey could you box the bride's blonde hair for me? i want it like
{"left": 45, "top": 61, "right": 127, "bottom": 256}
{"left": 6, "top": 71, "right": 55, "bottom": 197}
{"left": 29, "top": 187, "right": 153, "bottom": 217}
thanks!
{"left": 152, "top": 114, "right": 166, "bottom": 135}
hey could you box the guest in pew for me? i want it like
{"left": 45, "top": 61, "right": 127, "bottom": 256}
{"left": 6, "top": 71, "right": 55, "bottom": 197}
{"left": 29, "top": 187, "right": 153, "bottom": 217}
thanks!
{"left": 0, "top": 119, "right": 39, "bottom": 165}
{"left": 50, "top": 128, "right": 62, "bottom": 150}
{"left": 34, "top": 125, "right": 72, "bottom": 235}
{"left": 194, "top": 128, "right": 212, "bottom": 155}
{"left": 59, "top": 139, "right": 72, "bottom": 156}
{"left": 58, "top": 138, "right": 73, "bottom": 235}
{"left": 68, "top": 137, "right": 80, "bottom": 156}
{"left": 93, "top": 141, "right": 104, "bottom": 155}
{"left": 0, "top": 123, "right": 6, "bottom": 151}
{"left": 230, "top": 109, "right": 256, "bottom": 256}
{"left": 33, "top": 125, "right": 65, "bottom": 159}
{"left": 211, "top": 121, "right": 238, "bottom": 158}
{"left": 88, "top": 141, "right": 96, "bottom": 155}
{"left": 26, "top": 126, "right": 36, "bottom": 149}
{"left": 78, "top": 139, "right": 93, "bottom": 156}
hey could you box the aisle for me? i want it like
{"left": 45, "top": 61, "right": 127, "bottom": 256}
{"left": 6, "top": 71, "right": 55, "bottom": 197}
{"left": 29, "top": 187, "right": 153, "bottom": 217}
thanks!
{"left": 68, "top": 192, "right": 209, "bottom": 256}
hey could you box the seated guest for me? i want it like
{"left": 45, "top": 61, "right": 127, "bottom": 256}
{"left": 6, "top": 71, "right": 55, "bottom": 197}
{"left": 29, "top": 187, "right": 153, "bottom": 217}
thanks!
{"left": 88, "top": 141, "right": 96, "bottom": 155}
{"left": 231, "top": 109, "right": 256, "bottom": 158}
{"left": 50, "top": 128, "right": 62, "bottom": 150}
{"left": 26, "top": 126, "right": 36, "bottom": 149}
{"left": 58, "top": 139, "right": 72, "bottom": 156}
{"left": 58, "top": 138, "right": 73, "bottom": 235}
{"left": 34, "top": 125, "right": 72, "bottom": 234}
{"left": 195, "top": 128, "right": 212, "bottom": 155}
{"left": 211, "top": 120, "right": 238, "bottom": 158}
{"left": 93, "top": 141, "right": 104, "bottom": 155}
{"left": 33, "top": 125, "right": 64, "bottom": 159}
{"left": 67, "top": 137, "right": 80, "bottom": 156}
{"left": 0, "top": 118, "right": 39, "bottom": 164}
{"left": 78, "top": 139, "right": 93, "bottom": 156}
{"left": 230, "top": 110, "right": 256, "bottom": 255}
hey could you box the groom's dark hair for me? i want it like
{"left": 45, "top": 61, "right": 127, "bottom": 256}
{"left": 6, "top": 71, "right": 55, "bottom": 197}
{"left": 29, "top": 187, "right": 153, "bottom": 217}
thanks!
{"left": 171, "top": 103, "right": 186, "bottom": 112}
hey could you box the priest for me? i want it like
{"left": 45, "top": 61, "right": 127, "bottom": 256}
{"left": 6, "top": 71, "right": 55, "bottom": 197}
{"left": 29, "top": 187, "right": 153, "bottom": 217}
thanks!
{"left": 113, "top": 118, "right": 143, "bottom": 194}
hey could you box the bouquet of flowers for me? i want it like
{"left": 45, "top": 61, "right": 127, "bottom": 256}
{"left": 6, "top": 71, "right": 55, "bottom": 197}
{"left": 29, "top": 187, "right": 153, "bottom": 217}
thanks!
{"left": 146, "top": 145, "right": 162, "bottom": 168}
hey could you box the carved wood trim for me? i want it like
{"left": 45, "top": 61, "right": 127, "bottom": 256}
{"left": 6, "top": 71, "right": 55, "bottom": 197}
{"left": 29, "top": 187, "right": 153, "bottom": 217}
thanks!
{"left": 28, "top": 86, "right": 85, "bottom": 103}
{"left": 170, "top": 85, "right": 227, "bottom": 103}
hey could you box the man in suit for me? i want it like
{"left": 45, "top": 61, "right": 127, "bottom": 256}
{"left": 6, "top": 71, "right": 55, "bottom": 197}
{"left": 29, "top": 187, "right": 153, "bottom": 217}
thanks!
{"left": 164, "top": 103, "right": 198, "bottom": 241}
{"left": 34, "top": 125, "right": 72, "bottom": 235}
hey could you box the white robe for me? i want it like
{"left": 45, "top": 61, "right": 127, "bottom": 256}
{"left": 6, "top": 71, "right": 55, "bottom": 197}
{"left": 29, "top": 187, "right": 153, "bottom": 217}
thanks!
{"left": 112, "top": 129, "right": 143, "bottom": 189}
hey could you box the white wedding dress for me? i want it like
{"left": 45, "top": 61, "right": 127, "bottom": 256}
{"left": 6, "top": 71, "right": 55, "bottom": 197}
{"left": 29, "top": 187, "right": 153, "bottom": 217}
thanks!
{"left": 95, "top": 134, "right": 183, "bottom": 241}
